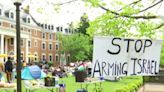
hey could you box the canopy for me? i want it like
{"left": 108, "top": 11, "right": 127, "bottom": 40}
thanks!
{"left": 0, "top": 54, "right": 7, "bottom": 57}
{"left": 21, "top": 65, "right": 46, "bottom": 80}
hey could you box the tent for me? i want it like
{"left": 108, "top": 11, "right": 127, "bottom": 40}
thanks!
{"left": 21, "top": 65, "right": 47, "bottom": 80}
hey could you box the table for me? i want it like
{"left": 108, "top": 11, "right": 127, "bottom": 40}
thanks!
{"left": 77, "top": 80, "right": 104, "bottom": 92}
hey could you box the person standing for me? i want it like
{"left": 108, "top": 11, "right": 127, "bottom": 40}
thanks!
{"left": 0, "top": 62, "right": 4, "bottom": 81}
{"left": 5, "top": 57, "right": 13, "bottom": 83}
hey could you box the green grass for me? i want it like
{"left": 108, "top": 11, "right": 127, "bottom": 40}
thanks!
{"left": 0, "top": 76, "right": 143, "bottom": 92}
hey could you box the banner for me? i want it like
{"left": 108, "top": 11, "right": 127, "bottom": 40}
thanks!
{"left": 91, "top": 36, "right": 163, "bottom": 77}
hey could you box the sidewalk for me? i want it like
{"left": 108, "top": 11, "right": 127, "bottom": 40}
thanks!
{"left": 137, "top": 83, "right": 164, "bottom": 92}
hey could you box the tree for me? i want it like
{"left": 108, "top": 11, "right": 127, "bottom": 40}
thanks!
{"left": 61, "top": 33, "right": 92, "bottom": 62}
{"left": 86, "top": 0, "right": 164, "bottom": 38}
{"left": 78, "top": 13, "right": 90, "bottom": 35}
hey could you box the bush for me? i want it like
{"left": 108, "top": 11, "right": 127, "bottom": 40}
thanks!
{"left": 116, "top": 77, "right": 143, "bottom": 92}
{"left": 47, "top": 61, "right": 53, "bottom": 66}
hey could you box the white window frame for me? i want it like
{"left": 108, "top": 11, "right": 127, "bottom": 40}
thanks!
{"left": 27, "top": 17, "right": 30, "bottom": 23}
{"left": 55, "top": 54, "right": 59, "bottom": 62}
{"left": 49, "top": 54, "right": 53, "bottom": 62}
{"left": 42, "top": 53, "right": 46, "bottom": 61}
{"left": 42, "top": 42, "right": 46, "bottom": 50}
{"left": 55, "top": 43, "right": 59, "bottom": 50}
{"left": 10, "top": 38, "right": 14, "bottom": 46}
{"left": 42, "top": 32, "right": 46, "bottom": 39}
{"left": 28, "top": 29, "right": 31, "bottom": 34}
{"left": 49, "top": 34, "right": 53, "bottom": 40}
{"left": 49, "top": 43, "right": 53, "bottom": 50}
{"left": 10, "top": 11, "right": 14, "bottom": 19}
{"left": 34, "top": 52, "right": 38, "bottom": 61}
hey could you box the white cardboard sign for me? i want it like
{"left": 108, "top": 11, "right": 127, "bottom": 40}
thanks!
{"left": 91, "top": 36, "right": 163, "bottom": 77}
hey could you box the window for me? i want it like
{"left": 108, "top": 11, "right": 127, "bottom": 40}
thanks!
{"left": 27, "top": 17, "right": 30, "bottom": 23}
{"left": 34, "top": 54, "right": 38, "bottom": 61}
{"left": 56, "top": 44, "right": 59, "bottom": 50}
{"left": 65, "top": 29, "right": 68, "bottom": 33}
{"left": 0, "top": 9, "right": 2, "bottom": 16}
{"left": 69, "top": 28, "right": 71, "bottom": 33}
{"left": 48, "top": 25, "right": 51, "bottom": 30}
{"left": 10, "top": 24, "right": 14, "bottom": 28}
{"left": 45, "top": 24, "right": 47, "bottom": 29}
{"left": 28, "top": 29, "right": 31, "bottom": 33}
{"left": 42, "top": 54, "right": 46, "bottom": 61}
{"left": 55, "top": 55, "right": 59, "bottom": 62}
{"left": 49, "top": 43, "right": 52, "bottom": 50}
{"left": 49, "top": 55, "right": 52, "bottom": 61}
{"left": 21, "top": 39, "right": 24, "bottom": 47}
{"left": 42, "top": 33, "right": 46, "bottom": 39}
{"left": 34, "top": 40, "right": 37, "bottom": 47}
{"left": 10, "top": 12, "right": 14, "bottom": 19}
{"left": 49, "top": 34, "right": 53, "bottom": 39}
{"left": 10, "top": 38, "right": 14, "bottom": 45}
{"left": 51, "top": 25, "right": 54, "bottom": 30}
{"left": 56, "top": 27, "right": 59, "bottom": 32}
{"left": 28, "top": 40, "right": 31, "bottom": 48}
{"left": 61, "top": 27, "right": 63, "bottom": 32}
{"left": 42, "top": 42, "right": 46, "bottom": 50}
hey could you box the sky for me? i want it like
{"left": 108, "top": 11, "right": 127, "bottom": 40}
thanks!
{"left": 2, "top": 0, "right": 164, "bottom": 26}
{"left": 25, "top": 0, "right": 164, "bottom": 26}
{"left": 22, "top": 0, "right": 104, "bottom": 26}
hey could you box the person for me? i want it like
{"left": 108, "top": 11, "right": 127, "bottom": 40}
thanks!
{"left": 5, "top": 57, "right": 13, "bottom": 83}
{"left": 22, "top": 60, "right": 27, "bottom": 68}
{"left": 0, "top": 62, "right": 4, "bottom": 81}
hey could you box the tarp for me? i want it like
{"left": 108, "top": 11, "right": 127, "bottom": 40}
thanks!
{"left": 21, "top": 65, "right": 46, "bottom": 80}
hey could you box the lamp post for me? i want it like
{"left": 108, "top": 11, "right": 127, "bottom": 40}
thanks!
{"left": 13, "top": 0, "right": 22, "bottom": 92}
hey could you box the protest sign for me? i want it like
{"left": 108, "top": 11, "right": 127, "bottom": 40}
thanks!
{"left": 91, "top": 36, "right": 163, "bottom": 77}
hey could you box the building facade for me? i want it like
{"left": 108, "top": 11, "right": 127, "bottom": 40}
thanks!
{"left": 0, "top": 3, "right": 73, "bottom": 65}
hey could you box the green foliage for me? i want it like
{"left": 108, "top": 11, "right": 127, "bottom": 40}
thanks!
{"left": 86, "top": 0, "right": 163, "bottom": 39}
{"left": 115, "top": 77, "right": 143, "bottom": 92}
{"left": 47, "top": 61, "right": 53, "bottom": 66}
{"left": 78, "top": 13, "right": 90, "bottom": 35}
{"left": 160, "top": 42, "right": 164, "bottom": 67}
{"left": 61, "top": 33, "right": 92, "bottom": 62}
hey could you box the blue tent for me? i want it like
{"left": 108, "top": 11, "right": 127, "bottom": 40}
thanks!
{"left": 21, "top": 65, "right": 47, "bottom": 80}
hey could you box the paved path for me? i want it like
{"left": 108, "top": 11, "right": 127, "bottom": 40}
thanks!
{"left": 138, "top": 83, "right": 164, "bottom": 92}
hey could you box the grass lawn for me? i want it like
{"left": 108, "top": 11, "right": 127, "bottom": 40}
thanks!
{"left": 0, "top": 76, "right": 143, "bottom": 92}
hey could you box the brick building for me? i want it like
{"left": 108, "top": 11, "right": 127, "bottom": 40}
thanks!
{"left": 0, "top": 2, "right": 73, "bottom": 65}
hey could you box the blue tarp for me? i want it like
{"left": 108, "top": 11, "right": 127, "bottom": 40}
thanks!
{"left": 21, "top": 65, "right": 47, "bottom": 80}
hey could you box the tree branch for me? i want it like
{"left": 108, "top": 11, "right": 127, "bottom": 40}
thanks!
{"left": 100, "top": 6, "right": 158, "bottom": 19}
{"left": 153, "top": 23, "right": 164, "bottom": 30}
{"left": 52, "top": 0, "right": 79, "bottom": 6}
{"left": 117, "top": 0, "right": 142, "bottom": 11}
{"left": 137, "top": 0, "right": 163, "bottom": 13}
